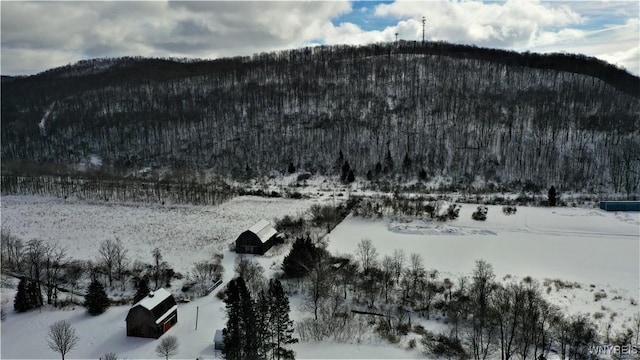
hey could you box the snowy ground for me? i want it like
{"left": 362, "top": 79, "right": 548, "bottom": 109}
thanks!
{"left": 328, "top": 206, "right": 639, "bottom": 293}
{"left": 0, "top": 195, "right": 318, "bottom": 275}
{"left": 326, "top": 205, "right": 640, "bottom": 336}
{"left": 1, "top": 196, "right": 639, "bottom": 359}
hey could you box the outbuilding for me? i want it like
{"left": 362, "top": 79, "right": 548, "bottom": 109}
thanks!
{"left": 126, "top": 288, "right": 177, "bottom": 338}
{"left": 599, "top": 201, "right": 640, "bottom": 211}
{"left": 235, "top": 219, "right": 279, "bottom": 255}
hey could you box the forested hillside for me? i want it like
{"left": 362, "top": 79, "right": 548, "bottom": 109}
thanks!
{"left": 2, "top": 42, "right": 639, "bottom": 193}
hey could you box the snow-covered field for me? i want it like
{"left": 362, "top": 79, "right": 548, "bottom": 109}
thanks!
{"left": 326, "top": 205, "right": 640, "bottom": 338}
{"left": 1, "top": 196, "right": 639, "bottom": 359}
{"left": 327, "top": 206, "right": 639, "bottom": 294}
{"left": 0, "top": 195, "right": 317, "bottom": 275}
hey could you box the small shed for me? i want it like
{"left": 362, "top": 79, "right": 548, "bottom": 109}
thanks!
{"left": 235, "top": 220, "right": 278, "bottom": 255}
{"left": 214, "top": 329, "right": 224, "bottom": 350}
{"left": 599, "top": 201, "right": 640, "bottom": 212}
{"left": 126, "top": 288, "right": 177, "bottom": 338}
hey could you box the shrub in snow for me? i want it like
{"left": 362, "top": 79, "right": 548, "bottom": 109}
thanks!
{"left": 472, "top": 206, "right": 488, "bottom": 221}
{"left": 422, "top": 331, "right": 466, "bottom": 359}
{"left": 435, "top": 201, "right": 460, "bottom": 221}
{"left": 502, "top": 205, "right": 517, "bottom": 215}
{"left": 102, "top": 352, "right": 118, "bottom": 360}
{"left": 594, "top": 291, "right": 607, "bottom": 302}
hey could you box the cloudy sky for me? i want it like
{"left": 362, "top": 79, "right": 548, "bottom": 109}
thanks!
{"left": 1, "top": 0, "right": 638, "bottom": 76}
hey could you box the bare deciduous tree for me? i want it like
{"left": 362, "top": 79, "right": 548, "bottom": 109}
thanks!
{"left": 381, "top": 255, "right": 395, "bottom": 303}
{"left": 302, "top": 253, "right": 331, "bottom": 321}
{"left": 99, "top": 238, "right": 127, "bottom": 288}
{"left": 356, "top": 238, "right": 378, "bottom": 273}
{"left": 155, "top": 335, "right": 179, "bottom": 360}
{"left": 234, "top": 256, "right": 265, "bottom": 295}
{"left": 47, "top": 320, "right": 79, "bottom": 360}
{"left": 25, "top": 239, "right": 47, "bottom": 307}
{"left": 1, "top": 231, "right": 24, "bottom": 272}
{"left": 43, "top": 243, "right": 67, "bottom": 306}
{"left": 152, "top": 247, "right": 164, "bottom": 290}
{"left": 409, "top": 253, "right": 425, "bottom": 298}
{"left": 113, "top": 243, "right": 129, "bottom": 292}
{"left": 391, "top": 248, "right": 405, "bottom": 284}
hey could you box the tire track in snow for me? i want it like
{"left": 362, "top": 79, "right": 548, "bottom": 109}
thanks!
{"left": 522, "top": 213, "right": 638, "bottom": 239}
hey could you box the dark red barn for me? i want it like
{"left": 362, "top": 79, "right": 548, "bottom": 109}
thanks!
{"left": 126, "top": 288, "right": 177, "bottom": 338}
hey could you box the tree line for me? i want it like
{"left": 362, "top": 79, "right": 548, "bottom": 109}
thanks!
{"left": 0, "top": 175, "right": 234, "bottom": 206}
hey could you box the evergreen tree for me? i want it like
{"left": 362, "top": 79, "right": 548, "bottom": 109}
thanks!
{"left": 222, "top": 277, "right": 259, "bottom": 360}
{"left": 254, "top": 290, "right": 273, "bottom": 359}
{"left": 419, "top": 169, "right": 428, "bottom": 181}
{"left": 347, "top": 169, "right": 355, "bottom": 183}
{"left": 244, "top": 164, "right": 254, "bottom": 181}
{"left": 282, "top": 236, "right": 324, "bottom": 278}
{"left": 334, "top": 150, "right": 344, "bottom": 174}
{"left": 222, "top": 279, "right": 242, "bottom": 360}
{"left": 548, "top": 186, "right": 557, "bottom": 206}
{"left": 84, "top": 279, "right": 110, "bottom": 315}
{"left": 402, "top": 152, "right": 412, "bottom": 174}
{"left": 366, "top": 169, "right": 373, "bottom": 181}
{"left": 14, "top": 278, "right": 47, "bottom": 313}
{"left": 341, "top": 161, "right": 351, "bottom": 182}
{"left": 384, "top": 149, "right": 394, "bottom": 174}
{"left": 14, "top": 278, "right": 32, "bottom": 312}
{"left": 374, "top": 162, "right": 383, "bottom": 177}
{"left": 239, "top": 278, "right": 259, "bottom": 359}
{"left": 268, "top": 279, "right": 298, "bottom": 360}
{"left": 133, "top": 277, "right": 150, "bottom": 304}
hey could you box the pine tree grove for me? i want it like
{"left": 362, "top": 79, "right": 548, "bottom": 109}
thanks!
{"left": 222, "top": 277, "right": 297, "bottom": 360}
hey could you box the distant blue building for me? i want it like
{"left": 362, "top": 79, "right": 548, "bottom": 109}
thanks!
{"left": 599, "top": 201, "right": 640, "bottom": 211}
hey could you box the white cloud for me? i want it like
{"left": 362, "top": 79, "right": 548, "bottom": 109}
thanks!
{"left": 369, "top": 0, "right": 638, "bottom": 75}
{"left": 0, "top": 1, "right": 351, "bottom": 75}
{"left": 600, "top": 45, "right": 640, "bottom": 73}
{"left": 373, "top": 0, "right": 584, "bottom": 47}
{"left": 526, "top": 17, "right": 640, "bottom": 74}
{"left": 0, "top": 0, "right": 637, "bottom": 76}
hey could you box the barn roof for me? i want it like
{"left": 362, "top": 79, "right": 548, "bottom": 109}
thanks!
{"left": 248, "top": 220, "right": 277, "bottom": 243}
{"left": 134, "top": 288, "right": 173, "bottom": 311}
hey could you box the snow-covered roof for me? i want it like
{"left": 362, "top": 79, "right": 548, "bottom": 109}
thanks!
{"left": 134, "top": 288, "right": 173, "bottom": 310}
{"left": 155, "top": 305, "right": 178, "bottom": 324}
{"left": 247, "top": 219, "right": 277, "bottom": 243}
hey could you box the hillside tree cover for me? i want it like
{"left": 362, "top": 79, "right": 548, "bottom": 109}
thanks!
{"left": 2, "top": 42, "right": 638, "bottom": 194}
